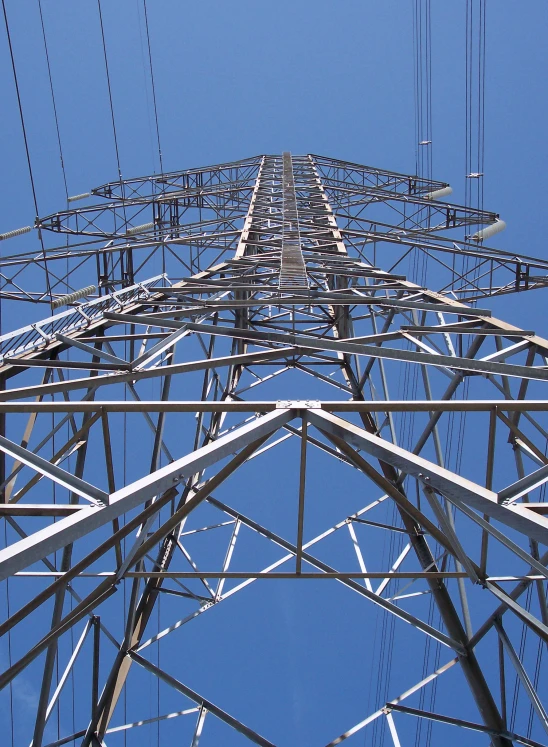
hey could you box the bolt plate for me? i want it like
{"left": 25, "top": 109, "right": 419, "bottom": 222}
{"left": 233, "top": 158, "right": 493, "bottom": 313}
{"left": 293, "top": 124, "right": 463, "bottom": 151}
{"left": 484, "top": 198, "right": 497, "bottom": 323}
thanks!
{"left": 276, "top": 400, "right": 321, "bottom": 409}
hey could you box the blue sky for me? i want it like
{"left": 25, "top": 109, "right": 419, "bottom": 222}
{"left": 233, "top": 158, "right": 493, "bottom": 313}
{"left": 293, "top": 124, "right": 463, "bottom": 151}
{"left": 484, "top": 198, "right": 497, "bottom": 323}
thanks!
{"left": 1, "top": 2, "right": 548, "bottom": 746}
{"left": 1, "top": 0, "right": 547, "bottom": 330}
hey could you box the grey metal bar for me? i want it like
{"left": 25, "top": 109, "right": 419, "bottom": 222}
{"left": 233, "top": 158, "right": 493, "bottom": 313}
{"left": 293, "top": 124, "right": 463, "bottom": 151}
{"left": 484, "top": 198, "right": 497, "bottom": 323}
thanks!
{"left": 0, "top": 409, "right": 294, "bottom": 580}
{"left": 309, "top": 409, "right": 548, "bottom": 545}
{"left": 386, "top": 703, "right": 545, "bottom": 747}
{"left": 494, "top": 619, "right": 548, "bottom": 736}
{"left": 0, "top": 399, "right": 547, "bottom": 413}
{"left": 130, "top": 652, "right": 276, "bottom": 747}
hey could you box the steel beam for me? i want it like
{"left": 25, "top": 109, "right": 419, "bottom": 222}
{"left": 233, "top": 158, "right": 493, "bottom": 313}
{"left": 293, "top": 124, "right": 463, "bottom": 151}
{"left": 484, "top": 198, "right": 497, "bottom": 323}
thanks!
{"left": 309, "top": 409, "right": 548, "bottom": 544}
{"left": 0, "top": 409, "right": 293, "bottom": 579}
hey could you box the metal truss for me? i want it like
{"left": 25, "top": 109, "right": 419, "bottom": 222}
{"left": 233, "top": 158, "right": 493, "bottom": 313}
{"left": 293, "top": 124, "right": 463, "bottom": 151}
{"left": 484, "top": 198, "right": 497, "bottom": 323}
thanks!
{"left": 2, "top": 152, "right": 548, "bottom": 305}
{"left": 0, "top": 153, "right": 547, "bottom": 746}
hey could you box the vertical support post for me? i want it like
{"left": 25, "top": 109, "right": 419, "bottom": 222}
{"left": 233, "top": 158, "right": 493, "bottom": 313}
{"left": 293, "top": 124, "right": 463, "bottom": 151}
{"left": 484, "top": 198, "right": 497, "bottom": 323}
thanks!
{"left": 296, "top": 413, "right": 307, "bottom": 574}
{"left": 0, "top": 375, "right": 5, "bottom": 502}
{"left": 498, "top": 633, "right": 507, "bottom": 730}
{"left": 481, "top": 406, "right": 497, "bottom": 576}
{"left": 385, "top": 711, "right": 403, "bottom": 747}
{"left": 92, "top": 616, "right": 100, "bottom": 723}
{"left": 190, "top": 705, "right": 208, "bottom": 747}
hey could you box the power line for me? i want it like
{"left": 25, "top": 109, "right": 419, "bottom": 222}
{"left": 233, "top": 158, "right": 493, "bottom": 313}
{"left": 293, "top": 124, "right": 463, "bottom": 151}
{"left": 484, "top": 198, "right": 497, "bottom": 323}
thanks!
{"left": 1, "top": 0, "right": 40, "bottom": 215}
{"left": 143, "top": 0, "right": 164, "bottom": 177}
{"left": 465, "top": 0, "right": 487, "bottom": 212}
{"left": 37, "top": 0, "right": 69, "bottom": 202}
{"left": 1, "top": 0, "right": 52, "bottom": 300}
{"left": 97, "top": 0, "right": 123, "bottom": 184}
{"left": 37, "top": 0, "right": 73, "bottom": 307}
{"left": 411, "top": 0, "right": 433, "bottom": 292}
{"left": 413, "top": 0, "right": 432, "bottom": 182}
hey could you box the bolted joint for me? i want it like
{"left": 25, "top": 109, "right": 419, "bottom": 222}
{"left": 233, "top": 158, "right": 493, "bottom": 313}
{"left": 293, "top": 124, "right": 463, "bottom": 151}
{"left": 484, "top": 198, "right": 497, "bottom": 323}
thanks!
{"left": 276, "top": 400, "right": 321, "bottom": 409}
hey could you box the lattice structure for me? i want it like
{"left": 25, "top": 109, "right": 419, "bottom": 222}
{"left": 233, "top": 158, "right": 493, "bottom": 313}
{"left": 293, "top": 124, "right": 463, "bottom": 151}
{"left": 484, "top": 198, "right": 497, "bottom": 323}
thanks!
{"left": 0, "top": 154, "right": 547, "bottom": 746}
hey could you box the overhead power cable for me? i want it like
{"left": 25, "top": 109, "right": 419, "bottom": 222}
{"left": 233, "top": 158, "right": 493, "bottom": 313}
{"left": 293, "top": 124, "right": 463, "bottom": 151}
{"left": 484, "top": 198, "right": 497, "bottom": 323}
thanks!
{"left": 462, "top": 0, "right": 487, "bottom": 307}
{"left": 97, "top": 0, "right": 124, "bottom": 186}
{"left": 413, "top": 0, "right": 433, "bottom": 184}
{"left": 1, "top": 0, "right": 40, "bottom": 215}
{"left": 143, "top": 0, "right": 164, "bottom": 177}
{"left": 1, "top": 0, "right": 52, "bottom": 301}
{"left": 411, "top": 0, "right": 433, "bottom": 291}
{"left": 465, "top": 0, "right": 487, "bottom": 213}
{"left": 37, "top": 0, "right": 73, "bottom": 306}
{"left": 37, "top": 0, "right": 69, "bottom": 202}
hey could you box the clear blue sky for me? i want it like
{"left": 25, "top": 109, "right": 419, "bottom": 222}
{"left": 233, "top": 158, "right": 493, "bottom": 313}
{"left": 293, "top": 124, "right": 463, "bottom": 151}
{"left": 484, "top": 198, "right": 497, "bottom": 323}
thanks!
{"left": 1, "top": 2, "right": 547, "bottom": 746}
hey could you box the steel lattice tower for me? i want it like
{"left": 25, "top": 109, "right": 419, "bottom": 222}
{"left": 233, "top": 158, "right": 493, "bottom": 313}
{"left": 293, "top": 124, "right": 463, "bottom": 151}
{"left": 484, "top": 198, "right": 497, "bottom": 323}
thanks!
{"left": 0, "top": 153, "right": 547, "bottom": 746}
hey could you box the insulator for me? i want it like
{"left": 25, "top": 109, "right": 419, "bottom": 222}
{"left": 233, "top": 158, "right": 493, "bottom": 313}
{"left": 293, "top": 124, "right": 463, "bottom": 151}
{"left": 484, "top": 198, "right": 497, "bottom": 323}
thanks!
{"left": 52, "top": 285, "right": 96, "bottom": 310}
{"left": 424, "top": 186, "right": 453, "bottom": 201}
{"left": 67, "top": 192, "right": 90, "bottom": 202}
{"left": 471, "top": 219, "right": 506, "bottom": 242}
{"left": 0, "top": 225, "right": 32, "bottom": 240}
{"left": 126, "top": 222, "right": 154, "bottom": 235}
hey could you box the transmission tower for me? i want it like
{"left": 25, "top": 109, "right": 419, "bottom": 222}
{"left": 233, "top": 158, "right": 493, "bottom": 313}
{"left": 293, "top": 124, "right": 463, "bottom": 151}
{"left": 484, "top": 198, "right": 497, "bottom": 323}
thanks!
{"left": 0, "top": 153, "right": 547, "bottom": 746}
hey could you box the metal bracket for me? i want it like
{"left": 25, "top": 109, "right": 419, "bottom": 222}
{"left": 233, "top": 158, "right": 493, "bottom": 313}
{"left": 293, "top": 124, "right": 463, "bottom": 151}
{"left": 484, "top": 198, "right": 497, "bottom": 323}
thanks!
{"left": 31, "top": 324, "right": 52, "bottom": 344}
{"left": 75, "top": 305, "right": 91, "bottom": 324}
{"left": 276, "top": 400, "right": 321, "bottom": 409}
